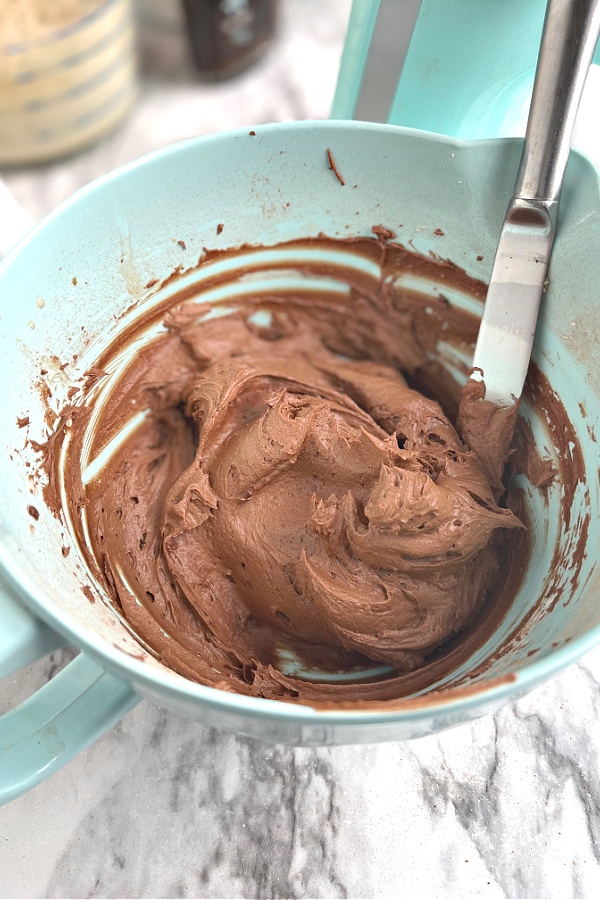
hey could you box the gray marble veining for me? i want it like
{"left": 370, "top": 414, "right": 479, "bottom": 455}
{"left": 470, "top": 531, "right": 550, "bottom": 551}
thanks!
{"left": 3, "top": 659, "right": 600, "bottom": 898}
{"left": 2, "top": 2, "right": 600, "bottom": 898}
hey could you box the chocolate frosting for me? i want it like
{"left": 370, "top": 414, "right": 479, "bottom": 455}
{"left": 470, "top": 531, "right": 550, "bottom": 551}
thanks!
{"left": 45, "top": 236, "right": 527, "bottom": 704}
{"left": 457, "top": 379, "right": 520, "bottom": 498}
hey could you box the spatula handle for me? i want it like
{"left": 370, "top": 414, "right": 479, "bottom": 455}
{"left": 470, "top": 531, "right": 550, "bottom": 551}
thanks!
{"left": 515, "top": 0, "right": 600, "bottom": 205}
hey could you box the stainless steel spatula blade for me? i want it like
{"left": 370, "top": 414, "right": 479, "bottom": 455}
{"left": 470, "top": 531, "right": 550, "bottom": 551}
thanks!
{"left": 472, "top": 200, "right": 554, "bottom": 406}
{"left": 471, "top": 0, "right": 600, "bottom": 408}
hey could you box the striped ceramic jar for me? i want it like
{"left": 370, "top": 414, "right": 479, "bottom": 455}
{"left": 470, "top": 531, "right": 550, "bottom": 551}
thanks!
{"left": 0, "top": 0, "right": 137, "bottom": 165}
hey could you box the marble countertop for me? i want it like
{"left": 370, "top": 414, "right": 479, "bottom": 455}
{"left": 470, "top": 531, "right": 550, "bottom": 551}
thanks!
{"left": 2, "top": 2, "right": 600, "bottom": 897}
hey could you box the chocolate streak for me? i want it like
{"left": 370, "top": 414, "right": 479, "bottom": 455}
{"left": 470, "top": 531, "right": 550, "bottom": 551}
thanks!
{"left": 43, "top": 236, "right": 549, "bottom": 706}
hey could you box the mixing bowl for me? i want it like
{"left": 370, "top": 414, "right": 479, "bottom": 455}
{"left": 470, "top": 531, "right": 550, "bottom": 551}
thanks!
{"left": 0, "top": 121, "right": 599, "bottom": 805}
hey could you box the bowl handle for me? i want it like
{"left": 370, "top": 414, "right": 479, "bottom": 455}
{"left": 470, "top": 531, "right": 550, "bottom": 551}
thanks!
{"left": 0, "top": 587, "right": 139, "bottom": 806}
{"left": 0, "top": 581, "right": 66, "bottom": 680}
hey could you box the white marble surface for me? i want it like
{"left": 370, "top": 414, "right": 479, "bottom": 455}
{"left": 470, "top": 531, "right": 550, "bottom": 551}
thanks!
{"left": 2, "top": 2, "right": 600, "bottom": 898}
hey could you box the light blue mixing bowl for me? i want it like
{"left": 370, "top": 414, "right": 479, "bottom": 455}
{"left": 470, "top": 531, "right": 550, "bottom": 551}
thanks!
{"left": 0, "top": 121, "right": 599, "bottom": 804}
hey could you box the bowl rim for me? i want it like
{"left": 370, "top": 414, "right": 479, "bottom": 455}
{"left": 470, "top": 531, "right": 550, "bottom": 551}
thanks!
{"left": 1, "top": 118, "right": 597, "bottom": 726}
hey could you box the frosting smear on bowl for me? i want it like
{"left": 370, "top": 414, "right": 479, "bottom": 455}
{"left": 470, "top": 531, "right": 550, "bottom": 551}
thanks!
{"left": 44, "top": 235, "right": 527, "bottom": 704}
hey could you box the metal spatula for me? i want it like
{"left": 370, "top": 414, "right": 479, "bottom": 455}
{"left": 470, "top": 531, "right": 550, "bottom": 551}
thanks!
{"left": 471, "top": 0, "right": 600, "bottom": 407}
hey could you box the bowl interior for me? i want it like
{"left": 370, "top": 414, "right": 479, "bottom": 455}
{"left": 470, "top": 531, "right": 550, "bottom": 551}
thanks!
{"left": 1, "top": 121, "right": 599, "bottom": 705}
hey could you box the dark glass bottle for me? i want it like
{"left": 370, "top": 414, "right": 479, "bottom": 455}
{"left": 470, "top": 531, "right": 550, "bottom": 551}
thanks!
{"left": 181, "top": 0, "right": 278, "bottom": 80}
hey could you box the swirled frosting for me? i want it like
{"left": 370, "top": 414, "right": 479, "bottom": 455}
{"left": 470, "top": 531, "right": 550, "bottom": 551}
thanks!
{"left": 50, "top": 237, "right": 525, "bottom": 704}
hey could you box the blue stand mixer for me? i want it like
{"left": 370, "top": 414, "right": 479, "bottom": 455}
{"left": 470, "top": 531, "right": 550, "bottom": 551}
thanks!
{"left": 0, "top": 0, "right": 599, "bottom": 804}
